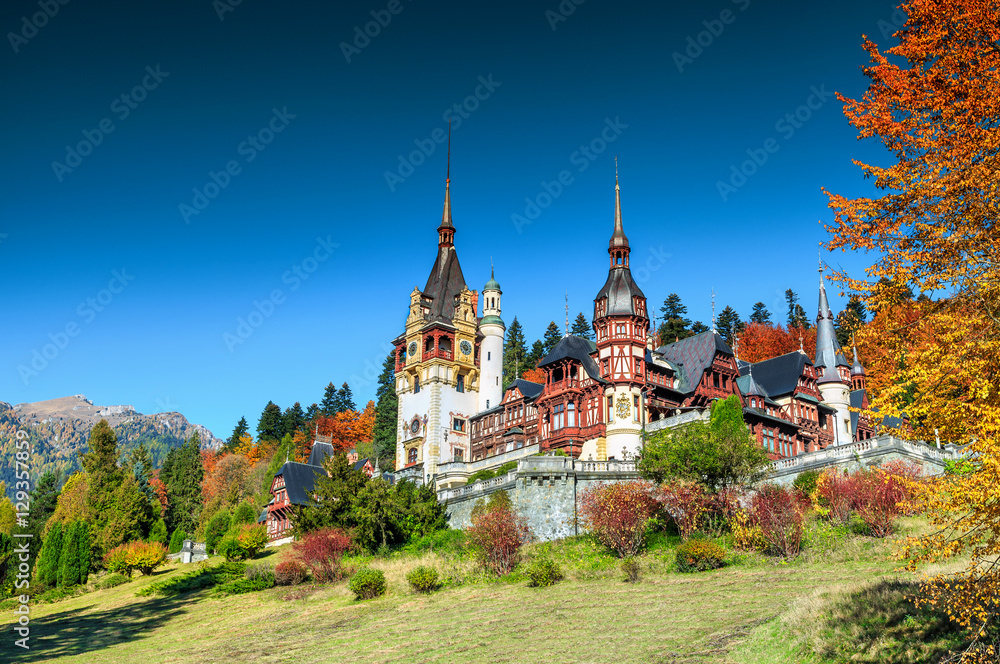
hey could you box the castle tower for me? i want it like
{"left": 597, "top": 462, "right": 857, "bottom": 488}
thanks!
{"left": 851, "top": 343, "right": 866, "bottom": 392}
{"left": 479, "top": 267, "right": 505, "bottom": 411}
{"left": 814, "top": 271, "right": 853, "bottom": 445}
{"left": 393, "top": 144, "right": 480, "bottom": 481}
{"left": 592, "top": 164, "right": 649, "bottom": 460}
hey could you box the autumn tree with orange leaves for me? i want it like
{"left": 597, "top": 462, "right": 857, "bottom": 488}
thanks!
{"left": 735, "top": 322, "right": 816, "bottom": 363}
{"left": 294, "top": 401, "right": 377, "bottom": 462}
{"left": 825, "top": 2, "right": 1000, "bottom": 660}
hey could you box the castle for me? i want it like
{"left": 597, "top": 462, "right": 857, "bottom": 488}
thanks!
{"left": 391, "top": 162, "right": 881, "bottom": 487}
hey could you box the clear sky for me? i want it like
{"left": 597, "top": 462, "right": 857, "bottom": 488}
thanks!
{"left": 1, "top": 0, "right": 902, "bottom": 439}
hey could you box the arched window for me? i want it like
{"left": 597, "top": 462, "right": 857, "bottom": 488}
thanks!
{"left": 407, "top": 448, "right": 417, "bottom": 465}
{"left": 414, "top": 376, "right": 420, "bottom": 394}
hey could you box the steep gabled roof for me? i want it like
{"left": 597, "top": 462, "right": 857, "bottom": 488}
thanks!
{"left": 738, "top": 351, "right": 810, "bottom": 399}
{"left": 539, "top": 335, "right": 605, "bottom": 383}
{"left": 655, "top": 331, "right": 733, "bottom": 394}
{"left": 307, "top": 441, "right": 335, "bottom": 467}
{"left": 512, "top": 378, "right": 544, "bottom": 400}
{"left": 422, "top": 246, "right": 467, "bottom": 323}
{"left": 273, "top": 462, "right": 325, "bottom": 506}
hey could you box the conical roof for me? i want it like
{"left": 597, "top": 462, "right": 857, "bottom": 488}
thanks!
{"left": 814, "top": 277, "right": 850, "bottom": 383}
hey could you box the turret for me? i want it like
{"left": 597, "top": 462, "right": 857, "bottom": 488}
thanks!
{"left": 480, "top": 267, "right": 505, "bottom": 411}
{"left": 851, "top": 343, "right": 866, "bottom": 392}
{"left": 814, "top": 268, "right": 852, "bottom": 445}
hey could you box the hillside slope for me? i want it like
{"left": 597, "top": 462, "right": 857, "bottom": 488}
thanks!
{"left": 0, "top": 395, "right": 223, "bottom": 498}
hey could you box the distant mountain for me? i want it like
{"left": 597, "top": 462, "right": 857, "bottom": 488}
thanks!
{"left": 0, "top": 395, "right": 223, "bottom": 499}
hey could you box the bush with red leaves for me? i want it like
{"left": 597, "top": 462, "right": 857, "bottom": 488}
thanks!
{"left": 292, "top": 528, "right": 353, "bottom": 582}
{"left": 464, "top": 502, "right": 530, "bottom": 576}
{"left": 653, "top": 480, "right": 710, "bottom": 541}
{"left": 581, "top": 481, "right": 658, "bottom": 556}
{"left": 751, "top": 484, "right": 804, "bottom": 559}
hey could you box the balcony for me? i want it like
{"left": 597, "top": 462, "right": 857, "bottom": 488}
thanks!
{"left": 421, "top": 349, "right": 453, "bottom": 362}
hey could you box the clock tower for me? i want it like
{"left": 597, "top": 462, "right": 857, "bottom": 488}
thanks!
{"left": 592, "top": 167, "right": 648, "bottom": 460}
{"left": 393, "top": 159, "right": 480, "bottom": 481}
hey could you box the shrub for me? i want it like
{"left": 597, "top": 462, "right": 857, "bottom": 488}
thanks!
{"left": 231, "top": 501, "right": 257, "bottom": 526}
{"left": 702, "top": 488, "right": 741, "bottom": 537}
{"left": 621, "top": 557, "right": 642, "bottom": 583}
{"left": 731, "top": 509, "right": 767, "bottom": 551}
{"left": 402, "top": 528, "right": 467, "bottom": 556}
{"left": 580, "top": 480, "right": 657, "bottom": 557}
{"left": 851, "top": 468, "right": 911, "bottom": 537}
{"left": 653, "top": 480, "right": 710, "bottom": 540}
{"left": 465, "top": 502, "right": 530, "bottom": 576}
{"left": 293, "top": 528, "right": 353, "bottom": 582}
{"left": 95, "top": 573, "right": 131, "bottom": 590}
{"left": 525, "top": 558, "right": 563, "bottom": 588}
{"left": 751, "top": 485, "right": 804, "bottom": 558}
{"left": 348, "top": 568, "right": 387, "bottom": 600}
{"left": 793, "top": 470, "right": 821, "bottom": 501}
{"left": 218, "top": 524, "right": 267, "bottom": 561}
{"left": 103, "top": 541, "right": 168, "bottom": 576}
{"left": 815, "top": 469, "right": 854, "bottom": 525}
{"left": 168, "top": 528, "right": 187, "bottom": 554}
{"left": 675, "top": 539, "right": 726, "bottom": 573}
{"left": 274, "top": 560, "right": 307, "bottom": 586}
{"left": 406, "top": 565, "right": 441, "bottom": 593}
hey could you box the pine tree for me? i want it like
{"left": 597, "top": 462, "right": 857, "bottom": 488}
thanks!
{"left": 502, "top": 317, "right": 529, "bottom": 389}
{"left": 542, "top": 321, "right": 562, "bottom": 355}
{"left": 571, "top": 312, "right": 593, "bottom": 340}
{"left": 372, "top": 353, "right": 398, "bottom": 466}
{"left": 526, "top": 339, "right": 547, "bottom": 369}
{"left": 320, "top": 382, "right": 338, "bottom": 416}
{"left": 35, "top": 521, "right": 63, "bottom": 588}
{"left": 282, "top": 402, "right": 306, "bottom": 437}
{"left": 835, "top": 296, "right": 868, "bottom": 348}
{"left": 77, "top": 522, "right": 91, "bottom": 584}
{"left": 80, "top": 420, "right": 123, "bottom": 517}
{"left": 716, "top": 306, "right": 744, "bottom": 346}
{"left": 164, "top": 433, "right": 204, "bottom": 535}
{"left": 126, "top": 444, "right": 154, "bottom": 502}
{"left": 23, "top": 471, "right": 60, "bottom": 577}
{"left": 227, "top": 416, "right": 249, "bottom": 450}
{"left": 691, "top": 321, "right": 709, "bottom": 334}
{"left": 58, "top": 521, "right": 81, "bottom": 587}
{"left": 658, "top": 293, "right": 692, "bottom": 344}
{"left": 334, "top": 382, "right": 356, "bottom": 413}
{"left": 102, "top": 472, "right": 153, "bottom": 553}
{"left": 257, "top": 401, "right": 284, "bottom": 441}
{"left": 749, "top": 302, "right": 771, "bottom": 324}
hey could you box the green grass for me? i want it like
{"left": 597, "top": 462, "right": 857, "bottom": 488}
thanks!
{"left": 0, "top": 517, "right": 973, "bottom": 664}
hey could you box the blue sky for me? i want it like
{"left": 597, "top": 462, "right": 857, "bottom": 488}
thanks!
{"left": 0, "top": 0, "right": 904, "bottom": 439}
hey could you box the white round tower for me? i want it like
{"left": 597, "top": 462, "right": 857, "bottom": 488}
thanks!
{"left": 479, "top": 268, "right": 505, "bottom": 411}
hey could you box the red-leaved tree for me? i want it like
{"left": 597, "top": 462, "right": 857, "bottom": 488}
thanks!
{"left": 751, "top": 485, "right": 804, "bottom": 559}
{"left": 653, "top": 480, "right": 710, "bottom": 541}
{"left": 465, "top": 502, "right": 531, "bottom": 575}
{"left": 293, "top": 528, "right": 353, "bottom": 582}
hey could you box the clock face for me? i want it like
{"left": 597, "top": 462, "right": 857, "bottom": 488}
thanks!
{"left": 408, "top": 342, "right": 418, "bottom": 357}
{"left": 460, "top": 340, "right": 472, "bottom": 355}
{"left": 616, "top": 394, "right": 631, "bottom": 420}
{"left": 410, "top": 418, "right": 420, "bottom": 434}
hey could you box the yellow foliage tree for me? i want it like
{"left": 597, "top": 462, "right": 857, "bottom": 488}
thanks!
{"left": 825, "top": 1, "right": 1000, "bottom": 660}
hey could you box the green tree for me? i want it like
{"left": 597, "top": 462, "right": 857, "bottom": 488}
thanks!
{"left": 162, "top": 432, "right": 204, "bottom": 534}
{"left": 305, "top": 403, "right": 320, "bottom": 421}
{"left": 658, "top": 293, "right": 692, "bottom": 344}
{"left": 542, "top": 321, "right": 562, "bottom": 355}
{"left": 282, "top": 402, "right": 306, "bottom": 438}
{"left": 22, "top": 471, "right": 60, "bottom": 577}
{"left": 257, "top": 401, "right": 284, "bottom": 442}
{"left": 227, "top": 416, "right": 249, "bottom": 451}
{"left": 168, "top": 528, "right": 187, "bottom": 554}
{"left": 58, "top": 521, "right": 82, "bottom": 587}
{"left": 126, "top": 443, "right": 154, "bottom": 502}
{"left": 638, "top": 395, "right": 768, "bottom": 491}
{"left": 103, "top": 472, "right": 153, "bottom": 552}
{"left": 716, "top": 305, "right": 744, "bottom": 346}
{"left": 372, "top": 353, "right": 398, "bottom": 466}
{"left": 0, "top": 489, "right": 14, "bottom": 535}
{"left": 204, "top": 510, "right": 231, "bottom": 553}
{"left": 750, "top": 302, "right": 772, "bottom": 325}
{"left": 292, "top": 453, "right": 368, "bottom": 535}
{"left": 835, "top": 295, "right": 868, "bottom": 348}
{"left": 526, "top": 339, "right": 547, "bottom": 369}
{"left": 785, "top": 289, "right": 810, "bottom": 329}
{"left": 334, "top": 382, "right": 356, "bottom": 414}
{"left": 571, "top": 312, "right": 593, "bottom": 340}
{"left": 231, "top": 501, "right": 257, "bottom": 527}
{"left": 691, "top": 321, "right": 709, "bottom": 335}
{"left": 148, "top": 518, "right": 168, "bottom": 546}
{"left": 80, "top": 420, "right": 123, "bottom": 525}
{"left": 76, "top": 522, "right": 91, "bottom": 583}
{"left": 502, "top": 317, "right": 529, "bottom": 389}
{"left": 320, "top": 382, "right": 338, "bottom": 416}
{"left": 354, "top": 478, "right": 398, "bottom": 550}
{"left": 35, "top": 521, "right": 63, "bottom": 588}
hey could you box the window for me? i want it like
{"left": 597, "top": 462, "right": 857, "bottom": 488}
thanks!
{"left": 453, "top": 418, "right": 466, "bottom": 432}
{"left": 414, "top": 376, "right": 420, "bottom": 393}
{"left": 635, "top": 358, "right": 642, "bottom": 374}
{"left": 553, "top": 403, "right": 565, "bottom": 429}
{"left": 454, "top": 449, "right": 463, "bottom": 462}
{"left": 713, "top": 373, "right": 720, "bottom": 388}
{"left": 607, "top": 395, "right": 614, "bottom": 422}
{"left": 567, "top": 402, "right": 576, "bottom": 427}
{"left": 487, "top": 351, "right": 491, "bottom": 360}
{"left": 407, "top": 448, "right": 417, "bottom": 465}
{"left": 456, "top": 374, "right": 465, "bottom": 393}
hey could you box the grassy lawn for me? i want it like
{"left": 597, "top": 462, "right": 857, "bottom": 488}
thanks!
{"left": 0, "top": 518, "right": 968, "bottom": 664}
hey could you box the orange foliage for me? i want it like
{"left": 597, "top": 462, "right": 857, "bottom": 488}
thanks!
{"left": 149, "top": 474, "right": 169, "bottom": 513}
{"left": 737, "top": 322, "right": 816, "bottom": 363}
{"left": 201, "top": 449, "right": 220, "bottom": 477}
{"left": 521, "top": 367, "right": 545, "bottom": 384}
{"left": 296, "top": 401, "right": 377, "bottom": 462}
{"left": 232, "top": 433, "right": 262, "bottom": 465}
{"left": 201, "top": 453, "right": 252, "bottom": 507}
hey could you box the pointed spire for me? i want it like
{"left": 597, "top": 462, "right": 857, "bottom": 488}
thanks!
{"left": 799, "top": 332, "right": 805, "bottom": 355}
{"left": 711, "top": 288, "right": 717, "bottom": 333}
{"left": 438, "top": 121, "right": 454, "bottom": 243}
{"left": 815, "top": 250, "right": 850, "bottom": 382}
{"left": 565, "top": 291, "right": 570, "bottom": 337}
{"left": 851, "top": 336, "right": 865, "bottom": 375}
{"left": 608, "top": 157, "right": 630, "bottom": 262}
